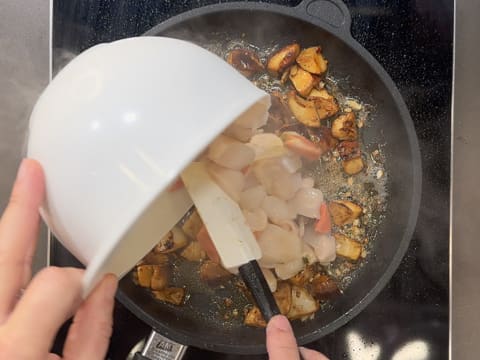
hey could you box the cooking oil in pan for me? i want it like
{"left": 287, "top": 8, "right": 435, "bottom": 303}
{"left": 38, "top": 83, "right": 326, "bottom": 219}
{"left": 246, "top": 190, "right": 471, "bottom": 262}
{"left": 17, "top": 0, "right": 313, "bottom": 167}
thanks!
{"left": 203, "top": 36, "right": 389, "bottom": 287}
{"left": 133, "top": 36, "right": 389, "bottom": 323}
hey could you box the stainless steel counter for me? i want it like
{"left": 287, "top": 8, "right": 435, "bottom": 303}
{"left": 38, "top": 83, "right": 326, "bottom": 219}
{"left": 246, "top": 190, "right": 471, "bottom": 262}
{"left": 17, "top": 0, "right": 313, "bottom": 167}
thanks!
{"left": 451, "top": 1, "right": 480, "bottom": 358}
{"left": 0, "top": 0, "right": 49, "bottom": 272}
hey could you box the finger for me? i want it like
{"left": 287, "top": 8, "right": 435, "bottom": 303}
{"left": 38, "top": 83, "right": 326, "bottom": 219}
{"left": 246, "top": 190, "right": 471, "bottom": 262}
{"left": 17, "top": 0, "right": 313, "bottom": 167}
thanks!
{"left": 62, "top": 274, "right": 118, "bottom": 360}
{"left": 266, "top": 315, "right": 300, "bottom": 360}
{"left": 22, "top": 215, "right": 43, "bottom": 285}
{"left": 299, "top": 347, "right": 330, "bottom": 360}
{"left": 46, "top": 353, "right": 61, "bottom": 360}
{"left": 4, "top": 267, "right": 83, "bottom": 359}
{"left": 0, "top": 159, "right": 45, "bottom": 321}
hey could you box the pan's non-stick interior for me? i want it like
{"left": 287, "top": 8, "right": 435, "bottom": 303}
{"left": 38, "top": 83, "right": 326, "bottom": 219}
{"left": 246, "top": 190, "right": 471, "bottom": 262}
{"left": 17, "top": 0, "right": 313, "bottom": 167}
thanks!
{"left": 117, "top": 8, "right": 421, "bottom": 354}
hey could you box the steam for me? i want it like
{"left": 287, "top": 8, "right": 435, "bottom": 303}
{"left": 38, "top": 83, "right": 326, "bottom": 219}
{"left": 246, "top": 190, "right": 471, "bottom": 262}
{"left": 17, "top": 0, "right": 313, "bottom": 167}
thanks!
{"left": 52, "top": 48, "right": 78, "bottom": 76}
{"left": 0, "top": 33, "right": 48, "bottom": 211}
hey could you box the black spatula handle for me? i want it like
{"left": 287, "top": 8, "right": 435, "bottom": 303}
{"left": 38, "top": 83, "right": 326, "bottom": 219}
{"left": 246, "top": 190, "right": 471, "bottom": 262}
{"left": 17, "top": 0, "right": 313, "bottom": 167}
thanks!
{"left": 239, "top": 260, "right": 281, "bottom": 321}
{"left": 239, "top": 261, "right": 306, "bottom": 360}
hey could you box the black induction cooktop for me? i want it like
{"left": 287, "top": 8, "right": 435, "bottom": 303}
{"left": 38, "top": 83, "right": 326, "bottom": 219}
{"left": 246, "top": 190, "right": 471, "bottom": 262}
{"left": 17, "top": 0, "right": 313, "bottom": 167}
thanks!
{"left": 52, "top": 1, "right": 452, "bottom": 359}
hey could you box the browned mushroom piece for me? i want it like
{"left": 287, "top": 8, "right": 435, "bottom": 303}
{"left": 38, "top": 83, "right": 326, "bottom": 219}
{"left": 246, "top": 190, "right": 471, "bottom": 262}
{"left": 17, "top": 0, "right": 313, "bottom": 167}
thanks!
{"left": 244, "top": 306, "right": 267, "bottom": 327}
{"left": 267, "top": 43, "right": 301, "bottom": 76}
{"left": 265, "top": 91, "right": 294, "bottom": 132}
{"left": 235, "top": 280, "right": 255, "bottom": 304}
{"left": 308, "top": 126, "right": 338, "bottom": 153}
{"left": 152, "top": 287, "right": 186, "bottom": 305}
{"left": 273, "top": 282, "right": 292, "bottom": 315}
{"left": 287, "top": 92, "right": 320, "bottom": 127}
{"left": 288, "top": 266, "right": 315, "bottom": 287}
{"left": 181, "top": 210, "right": 203, "bottom": 240}
{"left": 328, "top": 200, "right": 362, "bottom": 226}
{"left": 139, "top": 252, "right": 169, "bottom": 266}
{"left": 226, "top": 49, "right": 264, "bottom": 78}
{"left": 289, "top": 65, "right": 319, "bottom": 97}
{"left": 332, "top": 112, "right": 358, "bottom": 141}
{"left": 338, "top": 200, "right": 363, "bottom": 218}
{"left": 136, "top": 265, "right": 154, "bottom": 288}
{"left": 287, "top": 286, "right": 319, "bottom": 319}
{"left": 296, "top": 46, "right": 328, "bottom": 75}
{"left": 310, "top": 274, "right": 340, "bottom": 300}
{"left": 280, "top": 66, "right": 291, "bottom": 84}
{"left": 199, "top": 260, "right": 233, "bottom": 285}
{"left": 314, "top": 96, "right": 340, "bottom": 119}
{"left": 180, "top": 241, "right": 207, "bottom": 262}
{"left": 287, "top": 91, "right": 339, "bottom": 127}
{"left": 154, "top": 227, "right": 188, "bottom": 254}
{"left": 150, "top": 265, "right": 170, "bottom": 291}
{"left": 308, "top": 88, "right": 333, "bottom": 100}
{"left": 337, "top": 140, "right": 361, "bottom": 160}
{"left": 342, "top": 156, "right": 365, "bottom": 175}
{"left": 334, "top": 233, "right": 362, "bottom": 261}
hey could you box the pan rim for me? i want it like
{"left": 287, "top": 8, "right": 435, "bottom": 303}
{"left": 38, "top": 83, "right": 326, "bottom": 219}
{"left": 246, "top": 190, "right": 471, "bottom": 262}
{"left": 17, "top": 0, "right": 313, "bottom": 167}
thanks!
{"left": 117, "top": 1, "right": 423, "bottom": 354}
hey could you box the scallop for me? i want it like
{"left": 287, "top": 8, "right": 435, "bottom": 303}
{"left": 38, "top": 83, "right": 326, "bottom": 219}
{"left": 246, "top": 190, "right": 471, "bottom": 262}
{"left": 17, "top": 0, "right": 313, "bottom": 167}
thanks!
{"left": 243, "top": 169, "right": 260, "bottom": 189}
{"left": 250, "top": 133, "right": 283, "bottom": 148}
{"left": 298, "top": 216, "right": 306, "bottom": 238}
{"left": 232, "top": 101, "right": 269, "bottom": 129}
{"left": 301, "top": 243, "right": 318, "bottom": 265}
{"left": 279, "top": 154, "right": 303, "bottom": 174}
{"left": 288, "top": 187, "right": 324, "bottom": 219}
{"left": 258, "top": 258, "right": 276, "bottom": 269}
{"left": 303, "top": 226, "right": 336, "bottom": 265}
{"left": 270, "top": 172, "right": 303, "bottom": 201}
{"left": 253, "top": 158, "right": 286, "bottom": 192}
{"left": 257, "top": 224, "right": 302, "bottom": 264}
{"left": 261, "top": 267, "right": 278, "bottom": 292}
{"left": 243, "top": 208, "right": 268, "bottom": 232}
{"left": 208, "top": 135, "right": 255, "bottom": 170}
{"left": 224, "top": 123, "right": 257, "bottom": 142}
{"left": 262, "top": 196, "right": 294, "bottom": 224}
{"left": 206, "top": 162, "right": 245, "bottom": 202}
{"left": 248, "top": 133, "right": 286, "bottom": 160}
{"left": 276, "top": 219, "right": 299, "bottom": 236}
{"left": 275, "top": 258, "right": 305, "bottom": 280}
{"left": 253, "top": 157, "right": 295, "bottom": 195}
{"left": 301, "top": 177, "right": 315, "bottom": 189}
{"left": 240, "top": 185, "right": 267, "bottom": 211}
{"left": 287, "top": 286, "right": 319, "bottom": 319}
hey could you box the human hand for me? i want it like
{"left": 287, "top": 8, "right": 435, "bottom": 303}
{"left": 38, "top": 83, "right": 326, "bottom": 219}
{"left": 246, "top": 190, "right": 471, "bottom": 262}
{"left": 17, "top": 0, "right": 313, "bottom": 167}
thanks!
{"left": 266, "top": 315, "right": 329, "bottom": 360}
{"left": 0, "top": 159, "right": 118, "bottom": 360}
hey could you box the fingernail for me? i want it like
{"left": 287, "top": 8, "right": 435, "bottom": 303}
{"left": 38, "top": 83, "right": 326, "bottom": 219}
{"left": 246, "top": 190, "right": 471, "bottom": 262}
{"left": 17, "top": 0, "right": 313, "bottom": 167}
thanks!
{"left": 16, "top": 159, "right": 28, "bottom": 182}
{"left": 271, "top": 315, "right": 292, "bottom": 332}
{"left": 299, "top": 347, "right": 308, "bottom": 357}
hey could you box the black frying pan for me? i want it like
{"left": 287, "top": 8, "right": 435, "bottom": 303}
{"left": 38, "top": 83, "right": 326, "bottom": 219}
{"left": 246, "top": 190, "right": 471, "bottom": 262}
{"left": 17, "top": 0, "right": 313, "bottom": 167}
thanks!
{"left": 117, "top": 0, "right": 422, "bottom": 355}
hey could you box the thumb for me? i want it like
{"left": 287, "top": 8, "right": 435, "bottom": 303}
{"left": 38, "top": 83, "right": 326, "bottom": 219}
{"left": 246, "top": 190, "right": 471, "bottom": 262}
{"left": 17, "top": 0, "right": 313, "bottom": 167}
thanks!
{"left": 266, "top": 315, "right": 300, "bottom": 360}
{"left": 300, "top": 346, "right": 330, "bottom": 360}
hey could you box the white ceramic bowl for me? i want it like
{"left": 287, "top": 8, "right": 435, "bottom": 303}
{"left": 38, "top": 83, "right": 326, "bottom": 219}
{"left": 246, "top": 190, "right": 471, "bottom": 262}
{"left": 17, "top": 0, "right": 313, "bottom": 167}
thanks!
{"left": 27, "top": 36, "right": 270, "bottom": 296}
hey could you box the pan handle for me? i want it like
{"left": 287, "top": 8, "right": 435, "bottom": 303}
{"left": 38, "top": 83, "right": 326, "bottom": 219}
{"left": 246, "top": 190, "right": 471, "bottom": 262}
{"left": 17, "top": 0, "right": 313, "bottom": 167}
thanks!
{"left": 133, "top": 330, "right": 187, "bottom": 360}
{"left": 295, "top": 0, "right": 352, "bottom": 37}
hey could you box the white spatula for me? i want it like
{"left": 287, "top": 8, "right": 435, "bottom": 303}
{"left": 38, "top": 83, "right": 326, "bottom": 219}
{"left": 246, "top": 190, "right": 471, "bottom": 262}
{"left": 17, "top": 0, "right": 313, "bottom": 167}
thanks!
{"left": 181, "top": 162, "right": 281, "bottom": 321}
